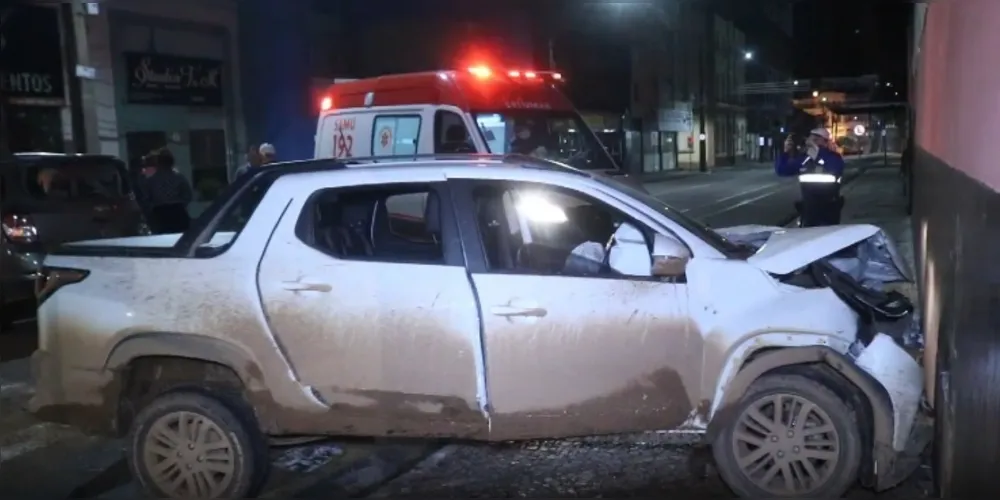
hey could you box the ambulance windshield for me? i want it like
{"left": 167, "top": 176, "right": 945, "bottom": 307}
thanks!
{"left": 473, "top": 111, "right": 618, "bottom": 171}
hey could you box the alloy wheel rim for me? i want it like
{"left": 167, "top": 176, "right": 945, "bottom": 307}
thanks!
{"left": 142, "top": 410, "right": 237, "bottom": 498}
{"left": 731, "top": 393, "right": 841, "bottom": 495}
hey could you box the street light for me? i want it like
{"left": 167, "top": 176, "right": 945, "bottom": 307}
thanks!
{"left": 744, "top": 51, "right": 753, "bottom": 60}
{"left": 793, "top": 80, "right": 799, "bottom": 85}
{"left": 812, "top": 90, "right": 820, "bottom": 97}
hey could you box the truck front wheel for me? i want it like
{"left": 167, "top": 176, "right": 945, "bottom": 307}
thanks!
{"left": 712, "top": 374, "right": 863, "bottom": 497}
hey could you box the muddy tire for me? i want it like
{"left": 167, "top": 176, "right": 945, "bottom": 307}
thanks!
{"left": 126, "top": 391, "right": 270, "bottom": 498}
{"left": 712, "top": 374, "right": 863, "bottom": 498}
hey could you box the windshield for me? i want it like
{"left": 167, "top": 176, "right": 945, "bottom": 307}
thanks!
{"left": 473, "top": 110, "right": 619, "bottom": 171}
{"left": 21, "top": 158, "right": 127, "bottom": 200}
{"left": 594, "top": 175, "right": 747, "bottom": 257}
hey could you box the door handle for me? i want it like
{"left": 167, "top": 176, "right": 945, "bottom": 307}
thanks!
{"left": 490, "top": 305, "right": 548, "bottom": 318}
{"left": 281, "top": 282, "right": 332, "bottom": 293}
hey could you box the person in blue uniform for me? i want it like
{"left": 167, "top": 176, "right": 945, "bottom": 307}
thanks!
{"left": 776, "top": 128, "right": 845, "bottom": 226}
{"left": 775, "top": 128, "right": 844, "bottom": 177}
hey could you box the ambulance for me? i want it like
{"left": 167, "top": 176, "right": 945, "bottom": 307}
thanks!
{"left": 313, "top": 65, "right": 638, "bottom": 185}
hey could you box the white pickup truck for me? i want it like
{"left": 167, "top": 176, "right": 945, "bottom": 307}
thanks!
{"left": 29, "top": 156, "right": 930, "bottom": 499}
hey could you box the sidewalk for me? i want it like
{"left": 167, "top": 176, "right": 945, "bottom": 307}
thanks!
{"left": 836, "top": 165, "right": 916, "bottom": 299}
{"left": 640, "top": 154, "right": 894, "bottom": 186}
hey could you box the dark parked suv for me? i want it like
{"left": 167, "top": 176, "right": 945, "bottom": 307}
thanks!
{"left": 1, "top": 153, "right": 148, "bottom": 326}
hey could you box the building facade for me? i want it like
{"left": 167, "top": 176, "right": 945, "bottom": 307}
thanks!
{"left": 620, "top": 0, "right": 794, "bottom": 173}
{"left": 3, "top": 0, "right": 247, "bottom": 212}
{"left": 109, "top": 0, "right": 243, "bottom": 205}
{"left": 1, "top": 3, "right": 73, "bottom": 154}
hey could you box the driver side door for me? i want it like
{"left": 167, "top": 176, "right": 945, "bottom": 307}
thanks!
{"left": 451, "top": 178, "right": 702, "bottom": 440}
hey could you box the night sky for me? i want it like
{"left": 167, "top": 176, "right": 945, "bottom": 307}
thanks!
{"left": 335, "top": 0, "right": 913, "bottom": 98}
{"left": 794, "top": 0, "right": 912, "bottom": 95}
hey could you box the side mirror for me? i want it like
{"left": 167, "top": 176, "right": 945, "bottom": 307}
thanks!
{"left": 652, "top": 233, "right": 690, "bottom": 259}
{"left": 614, "top": 222, "right": 645, "bottom": 244}
{"left": 651, "top": 233, "right": 690, "bottom": 277}
{"left": 608, "top": 222, "right": 652, "bottom": 276}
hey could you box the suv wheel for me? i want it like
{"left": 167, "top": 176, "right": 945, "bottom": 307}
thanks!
{"left": 712, "top": 374, "right": 863, "bottom": 498}
{"left": 127, "top": 391, "right": 269, "bottom": 499}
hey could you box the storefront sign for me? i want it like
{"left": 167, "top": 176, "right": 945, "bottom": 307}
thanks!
{"left": 658, "top": 103, "right": 694, "bottom": 132}
{"left": 0, "top": 5, "right": 66, "bottom": 102}
{"left": 124, "top": 52, "right": 223, "bottom": 106}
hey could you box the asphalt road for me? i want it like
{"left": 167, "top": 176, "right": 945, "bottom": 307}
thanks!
{"left": 0, "top": 157, "right": 916, "bottom": 498}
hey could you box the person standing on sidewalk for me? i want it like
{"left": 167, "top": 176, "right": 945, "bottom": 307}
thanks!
{"left": 775, "top": 128, "right": 844, "bottom": 177}
{"left": 234, "top": 144, "right": 262, "bottom": 179}
{"left": 776, "top": 128, "right": 846, "bottom": 226}
{"left": 258, "top": 143, "right": 277, "bottom": 165}
{"left": 138, "top": 148, "right": 193, "bottom": 233}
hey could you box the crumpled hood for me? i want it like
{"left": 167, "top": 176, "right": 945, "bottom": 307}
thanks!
{"left": 717, "top": 223, "right": 912, "bottom": 282}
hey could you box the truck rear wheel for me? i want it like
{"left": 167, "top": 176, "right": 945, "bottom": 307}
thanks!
{"left": 127, "top": 391, "right": 269, "bottom": 498}
{"left": 712, "top": 374, "right": 863, "bottom": 498}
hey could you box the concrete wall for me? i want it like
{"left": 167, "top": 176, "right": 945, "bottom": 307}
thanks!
{"left": 912, "top": 0, "right": 1000, "bottom": 495}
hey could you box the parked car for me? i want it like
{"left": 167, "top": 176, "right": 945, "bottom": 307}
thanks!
{"left": 1, "top": 153, "right": 147, "bottom": 327}
{"left": 29, "top": 155, "right": 929, "bottom": 498}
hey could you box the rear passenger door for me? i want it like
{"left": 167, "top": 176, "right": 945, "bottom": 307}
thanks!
{"left": 255, "top": 173, "right": 488, "bottom": 438}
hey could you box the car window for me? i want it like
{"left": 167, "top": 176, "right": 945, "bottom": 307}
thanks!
{"left": 297, "top": 184, "right": 443, "bottom": 263}
{"left": 372, "top": 115, "right": 421, "bottom": 156}
{"left": 472, "top": 182, "right": 646, "bottom": 277}
{"left": 386, "top": 192, "right": 436, "bottom": 242}
{"left": 434, "top": 110, "right": 475, "bottom": 153}
{"left": 195, "top": 175, "right": 277, "bottom": 251}
{"left": 472, "top": 110, "right": 618, "bottom": 171}
{"left": 21, "top": 158, "right": 126, "bottom": 200}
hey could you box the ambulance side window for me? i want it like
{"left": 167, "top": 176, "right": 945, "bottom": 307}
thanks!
{"left": 433, "top": 110, "right": 475, "bottom": 154}
{"left": 371, "top": 115, "right": 421, "bottom": 157}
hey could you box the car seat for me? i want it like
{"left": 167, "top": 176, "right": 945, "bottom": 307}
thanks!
{"left": 370, "top": 193, "right": 441, "bottom": 260}
{"left": 322, "top": 202, "right": 373, "bottom": 257}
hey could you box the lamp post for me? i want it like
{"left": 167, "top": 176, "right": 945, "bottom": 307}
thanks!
{"left": 697, "top": 6, "right": 710, "bottom": 172}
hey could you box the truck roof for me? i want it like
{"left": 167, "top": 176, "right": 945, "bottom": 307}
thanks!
{"left": 322, "top": 69, "right": 575, "bottom": 112}
{"left": 248, "top": 154, "right": 589, "bottom": 179}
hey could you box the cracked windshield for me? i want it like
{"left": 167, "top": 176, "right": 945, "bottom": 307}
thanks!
{"left": 8, "top": 0, "right": 989, "bottom": 498}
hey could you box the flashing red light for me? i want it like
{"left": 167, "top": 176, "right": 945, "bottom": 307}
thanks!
{"left": 508, "top": 70, "right": 521, "bottom": 78}
{"left": 524, "top": 71, "right": 537, "bottom": 79}
{"left": 320, "top": 96, "right": 333, "bottom": 111}
{"left": 467, "top": 65, "right": 492, "bottom": 79}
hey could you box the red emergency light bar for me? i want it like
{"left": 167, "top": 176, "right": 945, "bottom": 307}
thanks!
{"left": 466, "top": 65, "right": 563, "bottom": 82}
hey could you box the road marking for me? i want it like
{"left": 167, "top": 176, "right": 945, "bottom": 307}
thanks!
{"left": 0, "top": 381, "right": 32, "bottom": 397}
{"left": 11, "top": 317, "right": 35, "bottom": 326}
{"left": 700, "top": 184, "right": 793, "bottom": 219}
{"left": 0, "top": 435, "right": 46, "bottom": 463}
{"left": 0, "top": 422, "right": 78, "bottom": 463}
{"left": 676, "top": 181, "right": 785, "bottom": 213}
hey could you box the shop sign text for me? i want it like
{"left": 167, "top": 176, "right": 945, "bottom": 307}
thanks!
{"left": 124, "top": 52, "right": 224, "bottom": 107}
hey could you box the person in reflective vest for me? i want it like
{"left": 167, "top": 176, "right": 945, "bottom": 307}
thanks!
{"left": 775, "top": 128, "right": 844, "bottom": 177}
{"left": 775, "top": 128, "right": 846, "bottom": 226}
